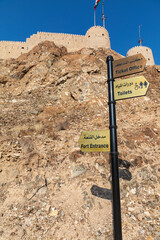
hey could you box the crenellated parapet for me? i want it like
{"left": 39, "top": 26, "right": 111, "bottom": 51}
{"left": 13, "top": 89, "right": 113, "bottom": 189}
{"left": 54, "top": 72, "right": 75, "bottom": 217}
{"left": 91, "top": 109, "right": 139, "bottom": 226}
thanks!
{"left": 0, "top": 26, "right": 111, "bottom": 59}
{"left": 27, "top": 31, "right": 86, "bottom": 52}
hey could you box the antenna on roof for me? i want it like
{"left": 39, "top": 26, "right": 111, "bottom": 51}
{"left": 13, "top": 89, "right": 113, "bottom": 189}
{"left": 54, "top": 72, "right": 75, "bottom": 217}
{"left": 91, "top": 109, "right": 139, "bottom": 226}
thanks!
{"left": 138, "top": 25, "right": 143, "bottom": 46}
{"left": 101, "top": 0, "right": 106, "bottom": 28}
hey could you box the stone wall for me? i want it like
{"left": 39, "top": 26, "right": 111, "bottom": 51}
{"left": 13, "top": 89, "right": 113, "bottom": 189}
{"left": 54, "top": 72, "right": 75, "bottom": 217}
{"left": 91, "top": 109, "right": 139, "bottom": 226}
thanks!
{"left": 0, "top": 41, "right": 28, "bottom": 59}
{"left": 0, "top": 26, "right": 111, "bottom": 59}
{"left": 26, "top": 32, "right": 86, "bottom": 52}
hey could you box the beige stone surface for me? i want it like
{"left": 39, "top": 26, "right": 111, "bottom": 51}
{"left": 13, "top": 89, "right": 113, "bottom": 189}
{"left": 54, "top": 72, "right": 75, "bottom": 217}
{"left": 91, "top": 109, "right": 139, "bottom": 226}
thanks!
{"left": 0, "top": 41, "right": 159, "bottom": 239}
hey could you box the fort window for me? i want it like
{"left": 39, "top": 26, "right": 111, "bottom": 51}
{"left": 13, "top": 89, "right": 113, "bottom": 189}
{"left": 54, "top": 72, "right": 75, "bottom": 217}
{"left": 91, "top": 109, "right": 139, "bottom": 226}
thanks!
{"left": 146, "top": 49, "right": 148, "bottom": 51}
{"left": 148, "top": 58, "right": 150, "bottom": 60}
{"left": 88, "top": 35, "right": 90, "bottom": 38}
{"left": 21, "top": 47, "right": 24, "bottom": 49}
{"left": 102, "top": 34, "right": 104, "bottom": 36}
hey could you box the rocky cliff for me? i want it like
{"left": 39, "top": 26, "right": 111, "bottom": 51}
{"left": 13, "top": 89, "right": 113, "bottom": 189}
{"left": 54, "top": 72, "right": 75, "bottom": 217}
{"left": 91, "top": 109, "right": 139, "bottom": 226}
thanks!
{"left": 0, "top": 41, "right": 159, "bottom": 240}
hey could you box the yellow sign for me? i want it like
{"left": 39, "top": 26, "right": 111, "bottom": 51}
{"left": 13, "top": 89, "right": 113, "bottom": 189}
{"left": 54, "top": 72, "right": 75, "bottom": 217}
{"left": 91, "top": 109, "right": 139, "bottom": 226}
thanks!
{"left": 114, "top": 76, "right": 149, "bottom": 100}
{"left": 113, "top": 54, "right": 146, "bottom": 78}
{"left": 78, "top": 130, "right": 110, "bottom": 152}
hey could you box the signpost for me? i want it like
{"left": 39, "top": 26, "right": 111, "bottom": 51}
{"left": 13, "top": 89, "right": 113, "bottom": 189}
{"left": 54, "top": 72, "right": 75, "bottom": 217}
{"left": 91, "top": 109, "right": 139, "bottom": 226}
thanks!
{"left": 78, "top": 130, "right": 110, "bottom": 152}
{"left": 114, "top": 76, "right": 149, "bottom": 100}
{"left": 107, "top": 56, "right": 122, "bottom": 240}
{"left": 113, "top": 53, "right": 146, "bottom": 79}
{"left": 78, "top": 53, "right": 149, "bottom": 240}
{"left": 107, "top": 54, "right": 148, "bottom": 240}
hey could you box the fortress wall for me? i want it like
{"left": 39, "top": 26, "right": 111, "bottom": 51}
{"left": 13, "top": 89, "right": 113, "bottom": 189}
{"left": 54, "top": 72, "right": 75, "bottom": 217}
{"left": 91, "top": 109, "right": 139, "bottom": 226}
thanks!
{"left": 0, "top": 27, "right": 111, "bottom": 59}
{"left": 0, "top": 41, "right": 28, "bottom": 59}
{"left": 0, "top": 31, "right": 86, "bottom": 59}
{"left": 27, "top": 32, "right": 86, "bottom": 52}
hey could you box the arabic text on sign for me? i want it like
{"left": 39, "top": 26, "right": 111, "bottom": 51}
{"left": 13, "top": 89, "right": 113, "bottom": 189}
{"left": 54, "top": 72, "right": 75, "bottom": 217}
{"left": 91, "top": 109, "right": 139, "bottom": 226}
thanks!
{"left": 84, "top": 135, "right": 107, "bottom": 140}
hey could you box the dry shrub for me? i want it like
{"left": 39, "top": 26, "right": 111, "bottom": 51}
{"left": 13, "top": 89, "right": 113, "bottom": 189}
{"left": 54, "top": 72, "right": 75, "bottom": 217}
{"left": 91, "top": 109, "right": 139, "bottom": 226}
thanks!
{"left": 56, "top": 120, "right": 69, "bottom": 131}
{"left": 45, "top": 125, "right": 58, "bottom": 140}
{"left": 69, "top": 150, "right": 83, "bottom": 162}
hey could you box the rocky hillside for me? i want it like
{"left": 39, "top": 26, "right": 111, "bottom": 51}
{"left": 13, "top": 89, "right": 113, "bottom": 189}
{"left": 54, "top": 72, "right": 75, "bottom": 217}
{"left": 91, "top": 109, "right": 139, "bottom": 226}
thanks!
{"left": 0, "top": 41, "right": 159, "bottom": 240}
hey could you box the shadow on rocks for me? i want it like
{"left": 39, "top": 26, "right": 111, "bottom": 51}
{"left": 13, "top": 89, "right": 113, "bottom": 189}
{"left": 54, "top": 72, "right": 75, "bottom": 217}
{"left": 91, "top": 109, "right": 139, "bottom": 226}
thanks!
{"left": 118, "top": 158, "right": 132, "bottom": 181}
{"left": 90, "top": 185, "right": 112, "bottom": 200}
{"left": 119, "top": 169, "right": 132, "bottom": 181}
{"left": 90, "top": 159, "right": 132, "bottom": 200}
{"left": 118, "top": 158, "right": 131, "bottom": 169}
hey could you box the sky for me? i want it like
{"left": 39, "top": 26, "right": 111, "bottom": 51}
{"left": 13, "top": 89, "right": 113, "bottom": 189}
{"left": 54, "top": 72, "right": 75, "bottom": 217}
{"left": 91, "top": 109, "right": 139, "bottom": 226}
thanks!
{"left": 0, "top": 0, "right": 159, "bottom": 65}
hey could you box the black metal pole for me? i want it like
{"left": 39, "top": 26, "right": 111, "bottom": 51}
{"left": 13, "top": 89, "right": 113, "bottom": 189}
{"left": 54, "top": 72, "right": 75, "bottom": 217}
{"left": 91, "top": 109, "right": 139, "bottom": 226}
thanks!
{"left": 106, "top": 55, "right": 122, "bottom": 240}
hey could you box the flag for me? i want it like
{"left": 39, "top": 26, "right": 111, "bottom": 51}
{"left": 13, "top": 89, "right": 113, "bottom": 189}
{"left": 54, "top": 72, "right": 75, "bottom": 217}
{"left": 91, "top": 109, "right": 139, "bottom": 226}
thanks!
{"left": 94, "top": 0, "right": 101, "bottom": 10}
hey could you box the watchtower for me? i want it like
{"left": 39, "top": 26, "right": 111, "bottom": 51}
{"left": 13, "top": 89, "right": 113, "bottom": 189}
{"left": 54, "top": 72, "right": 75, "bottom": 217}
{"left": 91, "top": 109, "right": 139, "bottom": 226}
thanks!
{"left": 85, "top": 26, "right": 111, "bottom": 49}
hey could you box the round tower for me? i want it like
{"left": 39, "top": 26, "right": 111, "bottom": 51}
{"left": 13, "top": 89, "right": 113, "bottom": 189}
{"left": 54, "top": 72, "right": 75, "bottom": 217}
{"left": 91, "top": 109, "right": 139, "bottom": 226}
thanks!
{"left": 85, "top": 26, "right": 111, "bottom": 49}
{"left": 127, "top": 46, "right": 155, "bottom": 66}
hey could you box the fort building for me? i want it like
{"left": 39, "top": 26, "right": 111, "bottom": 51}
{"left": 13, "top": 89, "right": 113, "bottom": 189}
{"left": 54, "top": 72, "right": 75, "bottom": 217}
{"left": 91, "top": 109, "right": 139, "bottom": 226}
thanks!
{"left": 0, "top": 26, "right": 111, "bottom": 60}
{"left": 0, "top": 25, "right": 155, "bottom": 66}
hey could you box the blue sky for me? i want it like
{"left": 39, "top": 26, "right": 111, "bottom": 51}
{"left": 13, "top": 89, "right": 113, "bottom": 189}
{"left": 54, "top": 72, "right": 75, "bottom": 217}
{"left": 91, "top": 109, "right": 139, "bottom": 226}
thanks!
{"left": 0, "top": 0, "right": 159, "bottom": 65}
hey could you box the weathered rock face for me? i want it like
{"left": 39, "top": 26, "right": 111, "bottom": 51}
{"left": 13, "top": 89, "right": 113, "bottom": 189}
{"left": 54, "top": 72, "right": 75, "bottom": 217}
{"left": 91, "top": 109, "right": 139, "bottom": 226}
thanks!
{"left": 0, "top": 41, "right": 159, "bottom": 240}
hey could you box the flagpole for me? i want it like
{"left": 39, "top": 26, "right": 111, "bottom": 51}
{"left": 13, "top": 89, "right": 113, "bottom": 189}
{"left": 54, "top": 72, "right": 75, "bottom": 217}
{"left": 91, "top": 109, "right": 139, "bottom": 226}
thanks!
{"left": 102, "top": 0, "right": 106, "bottom": 28}
{"left": 138, "top": 25, "right": 143, "bottom": 46}
{"left": 94, "top": 9, "right": 96, "bottom": 26}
